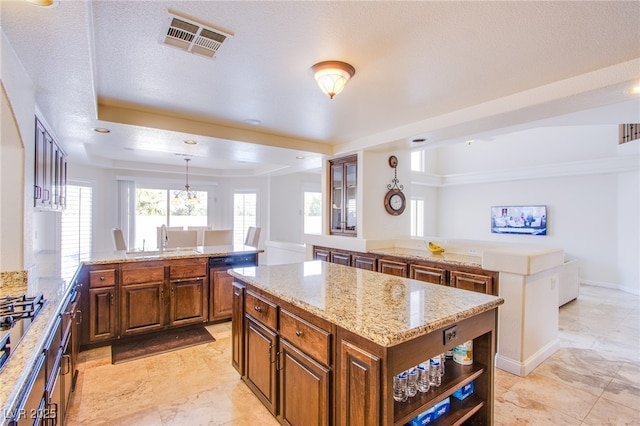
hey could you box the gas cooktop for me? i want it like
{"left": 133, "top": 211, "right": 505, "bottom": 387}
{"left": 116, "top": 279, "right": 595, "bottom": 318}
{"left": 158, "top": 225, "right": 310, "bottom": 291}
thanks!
{"left": 0, "top": 294, "right": 45, "bottom": 369}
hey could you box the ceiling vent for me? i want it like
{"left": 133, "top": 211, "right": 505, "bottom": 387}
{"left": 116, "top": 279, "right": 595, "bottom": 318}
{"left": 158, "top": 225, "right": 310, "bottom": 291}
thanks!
{"left": 162, "top": 12, "right": 232, "bottom": 59}
{"left": 619, "top": 123, "right": 639, "bottom": 144}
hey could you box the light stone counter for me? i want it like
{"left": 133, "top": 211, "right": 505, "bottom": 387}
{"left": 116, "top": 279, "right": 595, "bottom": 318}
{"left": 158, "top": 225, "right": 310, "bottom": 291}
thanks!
{"left": 367, "top": 247, "right": 482, "bottom": 268}
{"left": 229, "top": 260, "right": 503, "bottom": 347}
{"left": 0, "top": 245, "right": 262, "bottom": 425}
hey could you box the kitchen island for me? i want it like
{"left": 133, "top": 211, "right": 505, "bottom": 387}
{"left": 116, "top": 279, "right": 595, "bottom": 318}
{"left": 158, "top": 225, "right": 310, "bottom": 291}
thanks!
{"left": 229, "top": 261, "right": 504, "bottom": 425}
{"left": 0, "top": 244, "right": 261, "bottom": 426}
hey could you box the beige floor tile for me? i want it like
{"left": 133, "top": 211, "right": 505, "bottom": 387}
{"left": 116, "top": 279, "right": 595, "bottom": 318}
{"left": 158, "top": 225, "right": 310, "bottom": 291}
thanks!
{"left": 582, "top": 395, "right": 640, "bottom": 426}
{"left": 66, "top": 284, "right": 639, "bottom": 425}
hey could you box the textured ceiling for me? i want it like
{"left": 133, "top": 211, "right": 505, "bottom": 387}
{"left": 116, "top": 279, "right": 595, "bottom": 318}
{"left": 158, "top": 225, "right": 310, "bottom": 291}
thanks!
{"left": 1, "top": 0, "right": 639, "bottom": 177}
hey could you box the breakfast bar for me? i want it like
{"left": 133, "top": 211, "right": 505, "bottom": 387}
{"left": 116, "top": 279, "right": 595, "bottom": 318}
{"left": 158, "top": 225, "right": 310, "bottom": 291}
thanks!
{"left": 229, "top": 261, "right": 504, "bottom": 425}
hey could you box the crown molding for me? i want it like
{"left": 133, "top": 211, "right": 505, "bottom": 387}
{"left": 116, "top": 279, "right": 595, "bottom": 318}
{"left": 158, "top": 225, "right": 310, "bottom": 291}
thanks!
{"left": 412, "top": 156, "right": 639, "bottom": 187}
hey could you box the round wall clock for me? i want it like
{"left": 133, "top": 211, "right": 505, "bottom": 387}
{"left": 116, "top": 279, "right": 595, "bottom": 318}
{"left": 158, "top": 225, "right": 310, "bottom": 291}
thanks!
{"left": 384, "top": 188, "right": 406, "bottom": 216}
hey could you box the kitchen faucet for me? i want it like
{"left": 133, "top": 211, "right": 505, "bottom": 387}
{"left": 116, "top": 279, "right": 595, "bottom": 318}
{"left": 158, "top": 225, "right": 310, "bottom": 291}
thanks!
{"left": 160, "top": 225, "right": 168, "bottom": 253}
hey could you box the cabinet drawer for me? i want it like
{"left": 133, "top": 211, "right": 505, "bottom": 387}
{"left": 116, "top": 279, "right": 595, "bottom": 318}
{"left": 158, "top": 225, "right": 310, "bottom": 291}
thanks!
{"left": 280, "top": 309, "right": 331, "bottom": 366}
{"left": 245, "top": 291, "right": 277, "bottom": 331}
{"left": 169, "top": 258, "right": 207, "bottom": 279}
{"left": 89, "top": 269, "right": 116, "bottom": 288}
{"left": 121, "top": 264, "right": 165, "bottom": 284}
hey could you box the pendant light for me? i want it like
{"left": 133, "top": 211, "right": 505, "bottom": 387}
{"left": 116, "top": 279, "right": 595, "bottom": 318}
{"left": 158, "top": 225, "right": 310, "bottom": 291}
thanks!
{"left": 311, "top": 61, "right": 356, "bottom": 99}
{"left": 173, "top": 158, "right": 198, "bottom": 205}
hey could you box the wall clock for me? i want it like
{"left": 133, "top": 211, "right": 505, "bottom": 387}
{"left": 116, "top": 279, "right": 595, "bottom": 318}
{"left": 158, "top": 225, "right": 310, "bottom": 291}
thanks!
{"left": 384, "top": 155, "right": 406, "bottom": 215}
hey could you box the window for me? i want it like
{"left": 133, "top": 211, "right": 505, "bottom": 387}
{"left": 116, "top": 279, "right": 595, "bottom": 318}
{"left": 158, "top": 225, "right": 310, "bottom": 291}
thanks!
{"left": 410, "top": 198, "right": 424, "bottom": 237}
{"left": 135, "top": 187, "right": 207, "bottom": 249}
{"left": 233, "top": 192, "right": 257, "bottom": 244}
{"left": 304, "top": 191, "right": 322, "bottom": 234}
{"left": 61, "top": 185, "right": 92, "bottom": 280}
{"left": 411, "top": 150, "right": 425, "bottom": 172}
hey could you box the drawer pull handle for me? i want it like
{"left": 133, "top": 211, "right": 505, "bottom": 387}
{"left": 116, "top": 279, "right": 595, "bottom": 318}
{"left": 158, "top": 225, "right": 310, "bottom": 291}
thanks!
{"left": 254, "top": 306, "right": 262, "bottom": 312}
{"left": 295, "top": 330, "right": 303, "bottom": 337}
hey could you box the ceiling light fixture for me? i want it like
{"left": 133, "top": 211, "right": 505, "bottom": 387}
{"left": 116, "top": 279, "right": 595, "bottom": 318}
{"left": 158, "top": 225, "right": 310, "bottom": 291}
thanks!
{"left": 311, "top": 61, "right": 356, "bottom": 99}
{"left": 173, "top": 158, "right": 198, "bottom": 206}
{"left": 628, "top": 85, "right": 640, "bottom": 95}
{"left": 184, "top": 139, "right": 197, "bottom": 145}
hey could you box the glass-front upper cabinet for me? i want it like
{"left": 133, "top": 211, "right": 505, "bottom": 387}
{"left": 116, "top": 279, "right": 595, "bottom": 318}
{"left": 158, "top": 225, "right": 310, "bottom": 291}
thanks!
{"left": 329, "top": 155, "right": 357, "bottom": 236}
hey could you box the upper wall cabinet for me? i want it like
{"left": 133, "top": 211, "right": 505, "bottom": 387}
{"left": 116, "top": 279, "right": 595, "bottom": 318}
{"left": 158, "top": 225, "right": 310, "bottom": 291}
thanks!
{"left": 34, "top": 117, "right": 67, "bottom": 211}
{"left": 329, "top": 155, "right": 357, "bottom": 237}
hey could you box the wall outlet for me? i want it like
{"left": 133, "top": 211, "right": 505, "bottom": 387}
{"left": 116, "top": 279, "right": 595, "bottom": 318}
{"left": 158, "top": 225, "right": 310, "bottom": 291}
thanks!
{"left": 443, "top": 325, "right": 458, "bottom": 345}
{"left": 468, "top": 248, "right": 478, "bottom": 254}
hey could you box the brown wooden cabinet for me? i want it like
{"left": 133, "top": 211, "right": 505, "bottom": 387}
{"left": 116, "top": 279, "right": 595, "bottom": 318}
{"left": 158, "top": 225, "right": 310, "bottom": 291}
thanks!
{"left": 450, "top": 270, "right": 494, "bottom": 295}
{"left": 330, "top": 155, "right": 357, "bottom": 236}
{"left": 232, "top": 282, "right": 245, "bottom": 375}
{"left": 313, "top": 247, "right": 331, "bottom": 262}
{"left": 209, "top": 270, "right": 234, "bottom": 321}
{"left": 337, "top": 337, "right": 381, "bottom": 426}
{"left": 279, "top": 339, "right": 331, "bottom": 426}
{"left": 245, "top": 317, "right": 278, "bottom": 415}
{"left": 83, "top": 265, "right": 118, "bottom": 345}
{"left": 34, "top": 116, "right": 66, "bottom": 211}
{"left": 378, "top": 258, "right": 408, "bottom": 277}
{"left": 120, "top": 262, "right": 166, "bottom": 337}
{"left": 330, "top": 250, "right": 352, "bottom": 266}
{"left": 410, "top": 263, "right": 447, "bottom": 286}
{"left": 242, "top": 289, "right": 334, "bottom": 424}
{"left": 353, "top": 254, "right": 377, "bottom": 271}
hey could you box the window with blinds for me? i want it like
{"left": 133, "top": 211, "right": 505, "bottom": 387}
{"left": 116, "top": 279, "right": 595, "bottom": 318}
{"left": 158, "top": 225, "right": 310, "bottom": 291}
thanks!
{"left": 619, "top": 123, "right": 640, "bottom": 144}
{"left": 410, "top": 198, "right": 424, "bottom": 238}
{"left": 61, "top": 185, "right": 92, "bottom": 280}
{"left": 233, "top": 192, "right": 257, "bottom": 244}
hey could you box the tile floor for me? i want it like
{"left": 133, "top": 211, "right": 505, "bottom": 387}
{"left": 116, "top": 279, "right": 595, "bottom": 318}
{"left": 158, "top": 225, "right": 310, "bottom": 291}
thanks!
{"left": 66, "top": 285, "right": 639, "bottom": 425}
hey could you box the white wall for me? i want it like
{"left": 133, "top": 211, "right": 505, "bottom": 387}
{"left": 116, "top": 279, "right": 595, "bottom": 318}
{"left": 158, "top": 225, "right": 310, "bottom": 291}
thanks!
{"left": 428, "top": 125, "right": 639, "bottom": 294}
{"left": 269, "top": 172, "right": 321, "bottom": 243}
{"left": 0, "top": 30, "right": 34, "bottom": 272}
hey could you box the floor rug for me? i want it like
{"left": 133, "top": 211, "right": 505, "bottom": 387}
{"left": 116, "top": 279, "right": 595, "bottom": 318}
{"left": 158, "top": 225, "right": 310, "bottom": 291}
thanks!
{"left": 111, "top": 326, "right": 214, "bottom": 364}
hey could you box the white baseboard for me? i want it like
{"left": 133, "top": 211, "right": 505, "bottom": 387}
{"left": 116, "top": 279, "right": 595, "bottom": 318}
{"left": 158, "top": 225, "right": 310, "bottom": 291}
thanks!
{"left": 495, "top": 338, "right": 560, "bottom": 377}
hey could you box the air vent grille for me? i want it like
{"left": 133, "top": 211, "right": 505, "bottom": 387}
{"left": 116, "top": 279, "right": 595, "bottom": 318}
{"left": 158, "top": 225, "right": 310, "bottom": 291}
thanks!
{"left": 162, "top": 13, "right": 232, "bottom": 59}
{"left": 619, "top": 123, "right": 640, "bottom": 144}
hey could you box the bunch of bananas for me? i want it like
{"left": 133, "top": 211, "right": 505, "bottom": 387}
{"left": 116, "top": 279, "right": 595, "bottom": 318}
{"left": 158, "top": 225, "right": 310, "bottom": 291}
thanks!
{"left": 428, "top": 241, "right": 445, "bottom": 254}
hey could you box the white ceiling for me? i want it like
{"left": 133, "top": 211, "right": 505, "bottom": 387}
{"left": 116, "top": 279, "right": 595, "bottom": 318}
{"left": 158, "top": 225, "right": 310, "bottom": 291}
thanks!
{"left": 1, "top": 1, "right": 639, "bottom": 178}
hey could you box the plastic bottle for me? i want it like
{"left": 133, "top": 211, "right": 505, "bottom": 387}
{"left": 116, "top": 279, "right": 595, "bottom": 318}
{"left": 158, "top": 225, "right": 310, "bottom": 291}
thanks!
{"left": 393, "top": 372, "right": 408, "bottom": 402}
{"left": 406, "top": 367, "right": 418, "bottom": 398}
{"left": 417, "top": 363, "right": 430, "bottom": 393}
{"left": 429, "top": 357, "right": 442, "bottom": 387}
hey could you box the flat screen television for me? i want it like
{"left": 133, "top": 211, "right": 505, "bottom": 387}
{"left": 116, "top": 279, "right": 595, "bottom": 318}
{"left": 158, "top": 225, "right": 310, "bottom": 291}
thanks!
{"left": 491, "top": 205, "right": 547, "bottom": 235}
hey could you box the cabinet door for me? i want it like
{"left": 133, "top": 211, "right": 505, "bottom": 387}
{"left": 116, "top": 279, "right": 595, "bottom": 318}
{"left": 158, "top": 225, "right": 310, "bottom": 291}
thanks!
{"left": 169, "top": 278, "right": 208, "bottom": 326}
{"left": 450, "top": 271, "right": 493, "bottom": 295}
{"left": 330, "top": 162, "right": 344, "bottom": 234}
{"left": 378, "top": 259, "right": 408, "bottom": 277}
{"left": 344, "top": 161, "right": 357, "bottom": 234}
{"left": 279, "top": 339, "right": 330, "bottom": 426}
{"left": 210, "top": 269, "right": 234, "bottom": 321}
{"left": 232, "top": 283, "right": 245, "bottom": 375}
{"left": 410, "top": 264, "right": 447, "bottom": 285}
{"left": 330, "top": 155, "right": 357, "bottom": 236}
{"left": 314, "top": 248, "right": 330, "bottom": 262}
{"left": 245, "top": 318, "right": 278, "bottom": 415}
{"left": 338, "top": 340, "right": 380, "bottom": 426}
{"left": 120, "top": 282, "right": 165, "bottom": 336}
{"left": 87, "top": 287, "right": 117, "bottom": 343}
{"left": 353, "top": 254, "right": 376, "bottom": 271}
{"left": 331, "top": 251, "right": 352, "bottom": 266}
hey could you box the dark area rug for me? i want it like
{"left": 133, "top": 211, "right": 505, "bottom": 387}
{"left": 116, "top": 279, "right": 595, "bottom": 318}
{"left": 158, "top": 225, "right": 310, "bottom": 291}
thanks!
{"left": 111, "top": 326, "right": 214, "bottom": 364}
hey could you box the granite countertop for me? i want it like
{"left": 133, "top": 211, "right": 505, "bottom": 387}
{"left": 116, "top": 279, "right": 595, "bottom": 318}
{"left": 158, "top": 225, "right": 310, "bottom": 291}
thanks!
{"left": 85, "top": 244, "right": 263, "bottom": 265}
{"left": 229, "top": 261, "right": 503, "bottom": 347}
{"left": 1, "top": 275, "right": 73, "bottom": 425}
{"left": 367, "top": 247, "right": 483, "bottom": 267}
